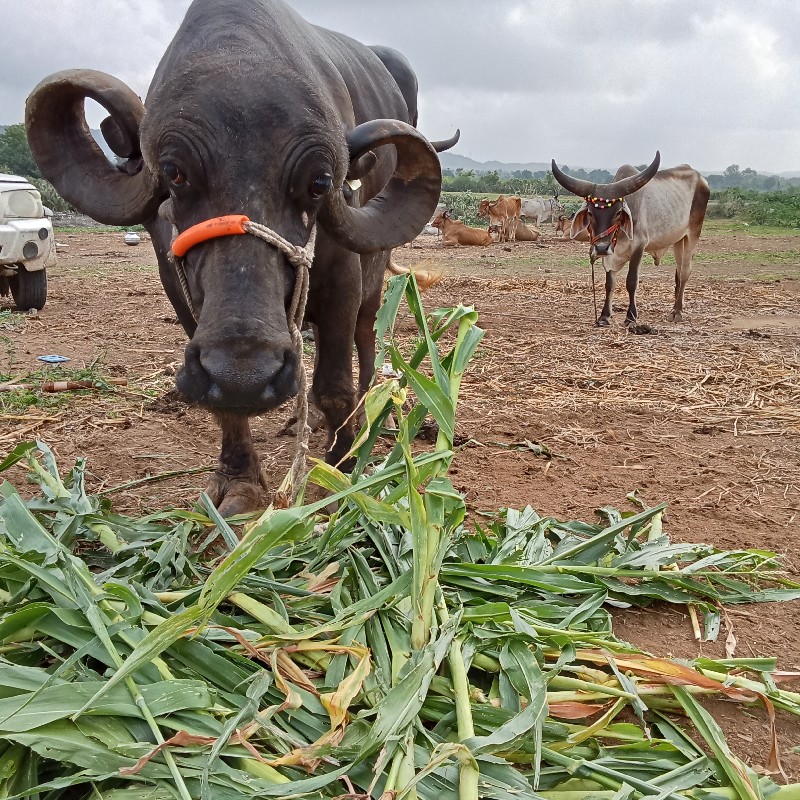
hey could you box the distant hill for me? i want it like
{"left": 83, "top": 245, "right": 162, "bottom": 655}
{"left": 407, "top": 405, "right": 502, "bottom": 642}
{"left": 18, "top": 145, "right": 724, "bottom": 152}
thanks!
{"left": 439, "top": 152, "right": 555, "bottom": 175}
{"left": 439, "top": 151, "right": 800, "bottom": 180}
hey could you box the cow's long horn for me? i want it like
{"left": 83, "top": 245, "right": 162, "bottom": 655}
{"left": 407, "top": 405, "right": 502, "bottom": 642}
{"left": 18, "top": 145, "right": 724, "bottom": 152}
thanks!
{"left": 431, "top": 128, "right": 460, "bottom": 153}
{"left": 320, "top": 119, "right": 441, "bottom": 254}
{"left": 551, "top": 152, "right": 661, "bottom": 198}
{"left": 26, "top": 69, "right": 162, "bottom": 226}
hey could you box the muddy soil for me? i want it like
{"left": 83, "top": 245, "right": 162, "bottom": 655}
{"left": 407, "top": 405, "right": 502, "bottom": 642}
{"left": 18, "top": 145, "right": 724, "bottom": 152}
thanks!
{"left": 2, "top": 222, "right": 799, "bottom": 777}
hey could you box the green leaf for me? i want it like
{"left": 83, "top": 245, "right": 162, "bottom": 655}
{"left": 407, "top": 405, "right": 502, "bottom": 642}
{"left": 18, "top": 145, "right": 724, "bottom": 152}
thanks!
{"left": 670, "top": 686, "right": 762, "bottom": 800}
{"left": 0, "top": 680, "right": 212, "bottom": 731}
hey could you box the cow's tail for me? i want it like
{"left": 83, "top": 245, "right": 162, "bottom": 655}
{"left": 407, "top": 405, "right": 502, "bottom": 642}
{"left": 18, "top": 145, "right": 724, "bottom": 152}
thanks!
{"left": 387, "top": 257, "right": 442, "bottom": 292}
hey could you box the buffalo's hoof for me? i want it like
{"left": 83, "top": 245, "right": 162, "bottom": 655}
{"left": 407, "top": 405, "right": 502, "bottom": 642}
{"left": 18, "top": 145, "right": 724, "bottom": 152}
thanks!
{"left": 206, "top": 471, "right": 263, "bottom": 517}
{"left": 596, "top": 317, "right": 611, "bottom": 328}
{"left": 670, "top": 310, "right": 683, "bottom": 322}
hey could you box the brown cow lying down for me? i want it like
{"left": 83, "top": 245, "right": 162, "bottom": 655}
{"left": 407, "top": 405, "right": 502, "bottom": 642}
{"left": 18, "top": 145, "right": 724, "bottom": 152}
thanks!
{"left": 555, "top": 213, "right": 589, "bottom": 241}
{"left": 489, "top": 222, "right": 541, "bottom": 242}
{"left": 431, "top": 212, "right": 492, "bottom": 246}
{"left": 513, "top": 222, "right": 541, "bottom": 241}
{"left": 554, "top": 214, "right": 571, "bottom": 239}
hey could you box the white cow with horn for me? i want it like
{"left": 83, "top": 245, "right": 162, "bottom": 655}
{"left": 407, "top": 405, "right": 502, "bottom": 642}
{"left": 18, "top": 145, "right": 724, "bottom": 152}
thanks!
{"left": 519, "top": 191, "right": 565, "bottom": 227}
{"left": 551, "top": 152, "right": 710, "bottom": 325}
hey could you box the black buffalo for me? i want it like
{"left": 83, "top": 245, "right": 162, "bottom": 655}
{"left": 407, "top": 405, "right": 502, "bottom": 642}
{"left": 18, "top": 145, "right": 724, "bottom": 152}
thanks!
{"left": 26, "top": 0, "right": 456, "bottom": 514}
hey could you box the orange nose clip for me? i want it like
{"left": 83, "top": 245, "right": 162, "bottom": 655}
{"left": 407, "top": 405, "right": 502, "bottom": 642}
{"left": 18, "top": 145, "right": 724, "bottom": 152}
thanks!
{"left": 171, "top": 215, "right": 251, "bottom": 257}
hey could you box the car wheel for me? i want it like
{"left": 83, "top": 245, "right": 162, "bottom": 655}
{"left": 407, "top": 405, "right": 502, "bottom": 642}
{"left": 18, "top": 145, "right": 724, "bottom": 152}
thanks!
{"left": 9, "top": 266, "right": 47, "bottom": 311}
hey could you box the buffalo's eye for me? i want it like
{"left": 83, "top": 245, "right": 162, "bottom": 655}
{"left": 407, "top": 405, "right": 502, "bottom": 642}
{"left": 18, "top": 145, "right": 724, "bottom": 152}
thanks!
{"left": 309, "top": 173, "right": 332, "bottom": 198}
{"left": 160, "top": 161, "right": 187, "bottom": 187}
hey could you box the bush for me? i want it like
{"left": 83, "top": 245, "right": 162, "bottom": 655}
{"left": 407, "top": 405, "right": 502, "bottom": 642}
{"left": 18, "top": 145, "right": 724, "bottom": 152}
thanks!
{"left": 442, "top": 169, "right": 561, "bottom": 197}
{"left": 709, "top": 188, "right": 800, "bottom": 227}
{"left": 439, "top": 191, "right": 583, "bottom": 230}
{"left": 28, "top": 178, "right": 74, "bottom": 213}
{"left": 439, "top": 191, "right": 486, "bottom": 227}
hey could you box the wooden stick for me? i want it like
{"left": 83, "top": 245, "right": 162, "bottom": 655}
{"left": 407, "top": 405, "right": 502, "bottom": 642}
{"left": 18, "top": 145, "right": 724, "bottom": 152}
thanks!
{"left": 687, "top": 604, "right": 702, "bottom": 641}
{"left": 98, "top": 465, "right": 215, "bottom": 495}
{"left": 0, "top": 379, "right": 128, "bottom": 393}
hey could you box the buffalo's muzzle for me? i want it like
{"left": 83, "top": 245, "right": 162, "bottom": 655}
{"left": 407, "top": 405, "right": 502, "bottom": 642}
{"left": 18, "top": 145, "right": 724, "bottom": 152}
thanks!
{"left": 177, "top": 340, "right": 298, "bottom": 412}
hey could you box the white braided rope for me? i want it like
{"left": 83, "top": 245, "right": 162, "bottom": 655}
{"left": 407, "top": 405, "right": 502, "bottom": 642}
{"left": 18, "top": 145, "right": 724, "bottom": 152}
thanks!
{"left": 243, "top": 221, "right": 317, "bottom": 505}
{"left": 167, "top": 214, "right": 317, "bottom": 504}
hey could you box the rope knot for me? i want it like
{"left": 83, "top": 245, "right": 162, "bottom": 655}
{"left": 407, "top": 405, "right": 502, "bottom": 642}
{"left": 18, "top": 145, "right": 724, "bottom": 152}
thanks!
{"left": 242, "top": 221, "right": 317, "bottom": 271}
{"left": 167, "top": 215, "right": 318, "bottom": 504}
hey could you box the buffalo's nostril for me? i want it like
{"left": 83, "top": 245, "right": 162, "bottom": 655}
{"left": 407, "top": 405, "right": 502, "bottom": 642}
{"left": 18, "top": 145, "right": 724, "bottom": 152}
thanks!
{"left": 200, "top": 349, "right": 284, "bottom": 396}
{"left": 193, "top": 346, "right": 298, "bottom": 409}
{"left": 177, "top": 336, "right": 299, "bottom": 410}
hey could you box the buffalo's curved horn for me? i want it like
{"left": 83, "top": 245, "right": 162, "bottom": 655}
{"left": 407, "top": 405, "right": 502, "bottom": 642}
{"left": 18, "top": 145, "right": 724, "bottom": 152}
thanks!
{"left": 320, "top": 119, "right": 441, "bottom": 254}
{"left": 431, "top": 128, "right": 460, "bottom": 153}
{"left": 26, "top": 69, "right": 162, "bottom": 226}
{"left": 551, "top": 152, "right": 661, "bottom": 198}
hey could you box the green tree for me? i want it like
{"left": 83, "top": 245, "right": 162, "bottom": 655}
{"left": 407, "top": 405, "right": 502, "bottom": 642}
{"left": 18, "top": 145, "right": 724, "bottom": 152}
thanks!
{"left": 588, "top": 168, "right": 613, "bottom": 183}
{"left": 0, "top": 124, "right": 40, "bottom": 179}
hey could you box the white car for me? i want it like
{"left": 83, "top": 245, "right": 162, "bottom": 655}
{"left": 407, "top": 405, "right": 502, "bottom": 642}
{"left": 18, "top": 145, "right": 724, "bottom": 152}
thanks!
{"left": 0, "top": 173, "right": 55, "bottom": 310}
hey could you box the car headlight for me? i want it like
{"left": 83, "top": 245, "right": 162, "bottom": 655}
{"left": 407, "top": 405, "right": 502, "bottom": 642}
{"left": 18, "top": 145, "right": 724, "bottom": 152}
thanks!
{"left": 23, "top": 241, "right": 39, "bottom": 260}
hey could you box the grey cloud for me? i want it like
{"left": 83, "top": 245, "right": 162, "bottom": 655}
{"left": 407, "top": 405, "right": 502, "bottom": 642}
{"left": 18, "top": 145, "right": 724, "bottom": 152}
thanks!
{"left": 2, "top": 0, "right": 798, "bottom": 172}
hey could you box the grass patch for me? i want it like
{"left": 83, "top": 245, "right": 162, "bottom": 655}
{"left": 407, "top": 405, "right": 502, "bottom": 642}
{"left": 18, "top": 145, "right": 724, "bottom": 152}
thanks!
{"left": 656, "top": 249, "right": 800, "bottom": 265}
{"left": 0, "top": 310, "right": 27, "bottom": 332}
{"left": 749, "top": 271, "right": 800, "bottom": 282}
{"left": 54, "top": 225, "right": 146, "bottom": 234}
{"left": 0, "top": 360, "right": 119, "bottom": 414}
{"left": 703, "top": 220, "right": 800, "bottom": 237}
{"left": 60, "top": 262, "right": 159, "bottom": 277}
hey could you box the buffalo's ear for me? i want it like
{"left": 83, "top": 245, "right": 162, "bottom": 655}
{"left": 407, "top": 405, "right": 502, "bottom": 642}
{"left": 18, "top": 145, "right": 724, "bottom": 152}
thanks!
{"left": 620, "top": 200, "right": 634, "bottom": 239}
{"left": 347, "top": 150, "right": 377, "bottom": 180}
{"left": 570, "top": 204, "right": 590, "bottom": 239}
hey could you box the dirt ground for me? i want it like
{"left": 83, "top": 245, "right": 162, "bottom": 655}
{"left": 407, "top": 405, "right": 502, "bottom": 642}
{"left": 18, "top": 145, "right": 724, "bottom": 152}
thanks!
{"left": 2, "top": 222, "right": 799, "bottom": 777}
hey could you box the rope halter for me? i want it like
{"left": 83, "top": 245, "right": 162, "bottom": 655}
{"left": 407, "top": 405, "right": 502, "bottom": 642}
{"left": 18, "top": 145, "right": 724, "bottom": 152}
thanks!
{"left": 165, "top": 209, "right": 317, "bottom": 504}
{"left": 585, "top": 196, "right": 624, "bottom": 248}
{"left": 589, "top": 221, "right": 622, "bottom": 247}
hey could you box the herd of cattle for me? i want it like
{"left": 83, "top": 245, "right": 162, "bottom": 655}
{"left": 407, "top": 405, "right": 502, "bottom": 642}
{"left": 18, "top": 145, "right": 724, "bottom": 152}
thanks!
{"left": 22, "top": 0, "right": 713, "bottom": 513}
{"left": 427, "top": 152, "right": 710, "bottom": 327}
{"left": 427, "top": 191, "right": 572, "bottom": 247}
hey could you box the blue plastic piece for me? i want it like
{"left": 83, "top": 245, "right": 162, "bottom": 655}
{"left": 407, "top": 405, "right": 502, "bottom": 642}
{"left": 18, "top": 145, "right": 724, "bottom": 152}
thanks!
{"left": 37, "top": 355, "right": 71, "bottom": 364}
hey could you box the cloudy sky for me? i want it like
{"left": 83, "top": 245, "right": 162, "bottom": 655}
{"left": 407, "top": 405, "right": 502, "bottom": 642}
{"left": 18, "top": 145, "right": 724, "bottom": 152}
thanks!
{"left": 4, "top": 0, "right": 800, "bottom": 173}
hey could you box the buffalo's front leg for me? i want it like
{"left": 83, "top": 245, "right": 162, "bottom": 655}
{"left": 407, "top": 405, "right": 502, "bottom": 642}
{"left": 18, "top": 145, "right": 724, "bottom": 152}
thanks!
{"left": 355, "top": 253, "right": 387, "bottom": 396}
{"left": 206, "top": 411, "right": 264, "bottom": 516}
{"left": 313, "top": 328, "right": 358, "bottom": 469}
{"left": 306, "top": 250, "right": 362, "bottom": 470}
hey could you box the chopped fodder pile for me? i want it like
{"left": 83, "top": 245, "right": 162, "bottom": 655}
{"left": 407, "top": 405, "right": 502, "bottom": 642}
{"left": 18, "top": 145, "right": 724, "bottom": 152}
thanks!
{"left": 1, "top": 276, "right": 800, "bottom": 800}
